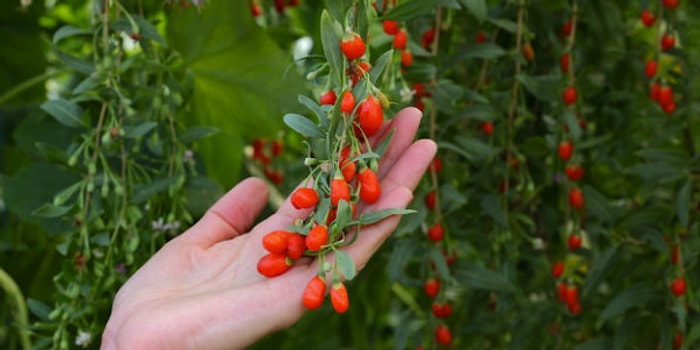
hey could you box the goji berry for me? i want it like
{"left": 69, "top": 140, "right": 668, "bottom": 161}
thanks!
{"left": 640, "top": 9, "right": 656, "bottom": 27}
{"left": 358, "top": 96, "right": 384, "bottom": 136}
{"left": 560, "top": 53, "right": 570, "bottom": 73}
{"left": 671, "top": 277, "right": 686, "bottom": 296}
{"left": 330, "top": 174, "right": 350, "bottom": 206}
{"left": 481, "top": 121, "right": 494, "bottom": 135}
{"left": 427, "top": 223, "right": 444, "bottom": 242}
{"left": 435, "top": 325, "right": 452, "bottom": 347}
{"left": 302, "top": 275, "right": 327, "bottom": 310}
{"left": 424, "top": 190, "right": 437, "bottom": 210}
{"left": 568, "top": 188, "right": 585, "bottom": 210}
{"left": 424, "top": 278, "right": 440, "bottom": 298}
{"left": 558, "top": 140, "right": 573, "bottom": 161}
{"left": 330, "top": 282, "right": 350, "bottom": 313}
{"left": 358, "top": 167, "right": 381, "bottom": 204}
{"left": 257, "top": 253, "right": 292, "bottom": 277}
{"left": 383, "top": 20, "right": 399, "bottom": 35}
{"left": 339, "top": 146, "right": 357, "bottom": 182}
{"left": 305, "top": 224, "right": 329, "bottom": 252}
{"left": 645, "top": 59, "right": 658, "bottom": 79}
{"left": 291, "top": 187, "right": 320, "bottom": 209}
{"left": 401, "top": 50, "right": 413, "bottom": 67}
{"left": 262, "top": 230, "right": 290, "bottom": 254}
{"left": 568, "top": 234, "right": 582, "bottom": 251}
{"left": 393, "top": 29, "right": 407, "bottom": 50}
{"left": 562, "top": 86, "right": 577, "bottom": 105}
{"left": 286, "top": 233, "right": 305, "bottom": 259}
{"left": 522, "top": 42, "right": 535, "bottom": 61}
{"left": 561, "top": 20, "right": 573, "bottom": 37}
{"left": 551, "top": 261, "right": 564, "bottom": 279}
{"left": 341, "top": 91, "right": 355, "bottom": 113}
{"left": 320, "top": 90, "right": 337, "bottom": 105}
{"left": 661, "top": 33, "right": 675, "bottom": 51}
{"left": 340, "top": 32, "right": 366, "bottom": 60}
{"left": 565, "top": 164, "right": 584, "bottom": 181}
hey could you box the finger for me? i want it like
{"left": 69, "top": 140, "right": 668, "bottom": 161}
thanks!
{"left": 181, "top": 177, "right": 269, "bottom": 248}
{"left": 370, "top": 107, "right": 423, "bottom": 179}
{"left": 346, "top": 139, "right": 437, "bottom": 270}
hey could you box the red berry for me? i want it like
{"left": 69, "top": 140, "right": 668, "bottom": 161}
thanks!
{"left": 340, "top": 32, "right": 366, "bottom": 60}
{"left": 422, "top": 27, "right": 436, "bottom": 47}
{"left": 271, "top": 140, "right": 283, "bottom": 157}
{"left": 670, "top": 277, "right": 686, "bottom": 296}
{"left": 561, "top": 20, "right": 573, "bottom": 37}
{"left": 341, "top": 91, "right": 355, "bottom": 113}
{"left": 250, "top": 2, "right": 263, "bottom": 17}
{"left": 659, "top": 85, "right": 673, "bottom": 107}
{"left": 424, "top": 278, "right": 440, "bottom": 298}
{"left": 671, "top": 245, "right": 679, "bottom": 265}
{"left": 481, "top": 121, "right": 494, "bottom": 135}
{"left": 291, "top": 187, "right": 320, "bottom": 209}
{"left": 427, "top": 223, "right": 444, "bottom": 242}
{"left": 551, "top": 261, "right": 564, "bottom": 278}
{"left": 558, "top": 140, "right": 573, "bottom": 161}
{"left": 302, "top": 275, "right": 327, "bottom": 310}
{"left": 568, "top": 234, "right": 582, "bottom": 251}
{"left": 393, "top": 30, "right": 408, "bottom": 50}
{"left": 567, "top": 301, "right": 581, "bottom": 315}
{"left": 557, "top": 282, "right": 567, "bottom": 301}
{"left": 320, "top": 90, "right": 337, "bottom": 105}
{"left": 645, "top": 59, "right": 658, "bottom": 79}
{"left": 257, "top": 253, "right": 292, "bottom": 277}
{"left": 475, "top": 31, "right": 487, "bottom": 43}
{"left": 262, "top": 230, "right": 291, "bottom": 254}
{"left": 661, "top": 33, "right": 675, "bottom": 51}
{"left": 560, "top": 53, "right": 571, "bottom": 74}
{"left": 663, "top": 0, "right": 679, "bottom": 10}
{"left": 330, "top": 176, "right": 350, "bottom": 206}
{"left": 305, "top": 224, "right": 328, "bottom": 252}
{"left": 565, "top": 164, "right": 584, "bottom": 181}
{"left": 330, "top": 283, "right": 350, "bottom": 313}
{"left": 273, "top": 0, "right": 285, "bottom": 13}
{"left": 358, "top": 167, "right": 381, "bottom": 204}
{"left": 431, "top": 157, "right": 443, "bottom": 173}
{"left": 435, "top": 325, "right": 452, "bottom": 347}
{"left": 522, "top": 43, "right": 535, "bottom": 62}
{"left": 432, "top": 303, "right": 452, "bottom": 318}
{"left": 358, "top": 96, "right": 384, "bottom": 136}
{"left": 562, "top": 86, "right": 577, "bottom": 105}
{"left": 425, "top": 190, "right": 437, "bottom": 210}
{"left": 640, "top": 9, "right": 656, "bottom": 27}
{"left": 650, "top": 82, "right": 660, "bottom": 102}
{"left": 339, "top": 146, "right": 357, "bottom": 182}
{"left": 674, "top": 332, "right": 683, "bottom": 350}
{"left": 401, "top": 50, "right": 413, "bottom": 67}
{"left": 286, "top": 233, "right": 305, "bottom": 259}
{"left": 564, "top": 284, "right": 579, "bottom": 306}
{"left": 383, "top": 20, "right": 399, "bottom": 35}
{"left": 663, "top": 102, "right": 676, "bottom": 115}
{"left": 569, "top": 188, "right": 585, "bottom": 210}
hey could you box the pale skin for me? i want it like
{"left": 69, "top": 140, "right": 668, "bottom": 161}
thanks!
{"left": 101, "top": 107, "right": 437, "bottom": 349}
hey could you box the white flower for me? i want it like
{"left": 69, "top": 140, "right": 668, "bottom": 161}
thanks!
{"left": 151, "top": 217, "right": 166, "bottom": 231}
{"left": 400, "top": 86, "right": 415, "bottom": 103}
{"left": 532, "top": 238, "right": 545, "bottom": 250}
{"left": 20, "top": 0, "right": 32, "bottom": 7}
{"left": 75, "top": 331, "right": 91, "bottom": 347}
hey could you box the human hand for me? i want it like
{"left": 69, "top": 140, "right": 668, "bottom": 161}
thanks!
{"left": 101, "top": 107, "right": 437, "bottom": 350}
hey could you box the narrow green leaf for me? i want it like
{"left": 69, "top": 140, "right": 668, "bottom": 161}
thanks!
{"left": 583, "top": 247, "right": 616, "bottom": 296}
{"left": 130, "top": 176, "right": 179, "bottom": 204}
{"left": 456, "top": 263, "right": 516, "bottom": 292}
{"left": 40, "top": 99, "right": 85, "bottom": 128}
{"left": 351, "top": 208, "right": 415, "bottom": 226}
{"left": 454, "top": 135, "right": 499, "bottom": 161}
{"left": 481, "top": 194, "right": 506, "bottom": 226}
{"left": 132, "top": 15, "right": 167, "bottom": 47}
{"left": 676, "top": 178, "right": 691, "bottom": 226}
{"left": 52, "top": 25, "right": 91, "bottom": 44}
{"left": 487, "top": 18, "right": 518, "bottom": 33}
{"left": 381, "top": 0, "right": 438, "bottom": 21}
{"left": 298, "top": 94, "right": 327, "bottom": 125}
{"left": 31, "top": 203, "right": 72, "bottom": 218}
{"left": 370, "top": 50, "right": 393, "bottom": 84}
{"left": 597, "top": 284, "right": 659, "bottom": 326}
{"left": 462, "top": 43, "right": 506, "bottom": 60}
{"left": 335, "top": 199, "right": 353, "bottom": 232}
{"left": 320, "top": 11, "right": 344, "bottom": 89}
{"left": 27, "top": 299, "right": 52, "bottom": 321}
{"left": 428, "top": 248, "right": 451, "bottom": 280}
{"left": 516, "top": 73, "right": 559, "bottom": 102}
{"left": 563, "top": 109, "right": 582, "bottom": 141}
{"left": 324, "top": 0, "right": 351, "bottom": 22}
{"left": 123, "top": 122, "right": 158, "bottom": 139}
{"left": 460, "top": 0, "right": 487, "bottom": 23}
{"left": 53, "top": 47, "right": 94, "bottom": 75}
{"left": 335, "top": 250, "right": 356, "bottom": 281}
{"left": 179, "top": 126, "right": 219, "bottom": 143}
{"left": 626, "top": 163, "right": 686, "bottom": 183}
{"left": 356, "top": 0, "right": 370, "bottom": 42}
{"left": 387, "top": 240, "right": 416, "bottom": 282}
{"left": 462, "top": 104, "right": 498, "bottom": 121}
{"left": 583, "top": 185, "right": 616, "bottom": 223}
{"left": 35, "top": 142, "right": 67, "bottom": 163}
{"left": 72, "top": 75, "right": 102, "bottom": 95}
{"left": 52, "top": 181, "right": 83, "bottom": 206}
{"left": 284, "top": 113, "right": 325, "bottom": 138}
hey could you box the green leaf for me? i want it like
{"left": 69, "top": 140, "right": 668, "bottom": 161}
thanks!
{"left": 520, "top": 136, "right": 549, "bottom": 157}
{"left": 453, "top": 135, "right": 499, "bottom": 161}
{"left": 461, "top": 43, "right": 506, "bottom": 60}
{"left": 583, "top": 247, "right": 616, "bottom": 296}
{"left": 487, "top": 18, "right": 518, "bottom": 33}
{"left": 460, "top": 0, "right": 487, "bottom": 23}
{"left": 324, "top": 0, "right": 352, "bottom": 22}
{"left": 387, "top": 240, "right": 417, "bottom": 282}
{"left": 284, "top": 113, "right": 325, "bottom": 138}
{"left": 130, "top": 176, "right": 179, "bottom": 204}
{"left": 369, "top": 50, "right": 393, "bottom": 84}
{"left": 626, "top": 163, "right": 687, "bottom": 183}
{"left": 123, "top": 122, "right": 158, "bottom": 138}
{"left": 321, "top": 10, "right": 345, "bottom": 89}
{"left": 52, "top": 25, "right": 91, "bottom": 44}
{"left": 428, "top": 247, "right": 451, "bottom": 280}
{"left": 52, "top": 181, "right": 83, "bottom": 206}
{"left": 72, "top": 75, "right": 102, "bottom": 95}
{"left": 563, "top": 109, "right": 582, "bottom": 141}
{"left": 461, "top": 104, "right": 498, "bottom": 122}
{"left": 676, "top": 178, "right": 691, "bottom": 226}
{"left": 298, "top": 94, "right": 326, "bottom": 125}
{"left": 351, "top": 208, "right": 416, "bottom": 226}
{"left": 27, "top": 299, "right": 51, "bottom": 321}
{"left": 40, "top": 98, "right": 85, "bottom": 128}
{"left": 481, "top": 194, "right": 506, "bottom": 226}
{"left": 582, "top": 185, "right": 616, "bottom": 223}
{"left": 131, "top": 15, "right": 167, "bottom": 47}
{"left": 456, "top": 263, "right": 516, "bottom": 292}
{"left": 381, "top": 0, "right": 438, "bottom": 21}
{"left": 335, "top": 249, "right": 356, "bottom": 281}
{"left": 168, "top": 1, "right": 304, "bottom": 187}
{"left": 179, "top": 126, "right": 219, "bottom": 143}
{"left": 597, "top": 284, "right": 659, "bottom": 326}
{"left": 31, "top": 203, "right": 71, "bottom": 219}
{"left": 52, "top": 47, "right": 94, "bottom": 75}
{"left": 516, "top": 73, "right": 559, "bottom": 102}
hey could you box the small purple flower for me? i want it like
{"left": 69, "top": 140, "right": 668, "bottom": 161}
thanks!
{"left": 115, "top": 263, "right": 126, "bottom": 275}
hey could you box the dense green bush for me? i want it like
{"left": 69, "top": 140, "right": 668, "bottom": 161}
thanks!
{"left": 1, "top": 0, "right": 699, "bottom": 349}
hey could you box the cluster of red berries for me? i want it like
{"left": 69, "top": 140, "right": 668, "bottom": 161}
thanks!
{"left": 249, "top": 0, "right": 301, "bottom": 18}
{"left": 257, "top": 13, "right": 402, "bottom": 314}
{"left": 663, "top": 233, "right": 688, "bottom": 349}
{"left": 641, "top": 1, "right": 681, "bottom": 115}
{"left": 556, "top": 281, "right": 581, "bottom": 315}
{"left": 249, "top": 138, "right": 285, "bottom": 184}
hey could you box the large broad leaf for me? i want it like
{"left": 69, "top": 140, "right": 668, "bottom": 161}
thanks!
{"left": 168, "top": 2, "right": 305, "bottom": 188}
